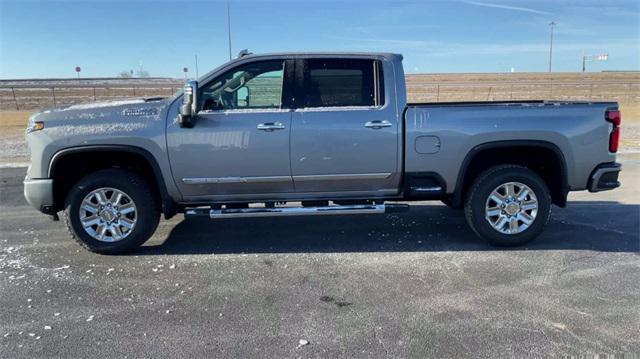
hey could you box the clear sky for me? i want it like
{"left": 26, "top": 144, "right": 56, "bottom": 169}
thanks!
{"left": 1, "top": 0, "right": 638, "bottom": 79}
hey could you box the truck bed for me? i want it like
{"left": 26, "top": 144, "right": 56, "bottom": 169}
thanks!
{"left": 403, "top": 99, "right": 619, "bottom": 196}
{"left": 407, "top": 100, "right": 618, "bottom": 108}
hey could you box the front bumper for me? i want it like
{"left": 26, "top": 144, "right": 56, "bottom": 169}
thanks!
{"left": 23, "top": 177, "right": 55, "bottom": 214}
{"left": 588, "top": 162, "right": 622, "bottom": 192}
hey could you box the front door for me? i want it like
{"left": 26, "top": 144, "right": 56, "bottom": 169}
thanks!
{"left": 167, "top": 59, "right": 294, "bottom": 200}
{"left": 290, "top": 58, "right": 401, "bottom": 195}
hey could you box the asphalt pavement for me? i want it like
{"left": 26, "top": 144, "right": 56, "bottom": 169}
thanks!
{"left": 1, "top": 155, "right": 639, "bottom": 358}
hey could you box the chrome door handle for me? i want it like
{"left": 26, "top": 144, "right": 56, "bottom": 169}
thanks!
{"left": 257, "top": 122, "right": 286, "bottom": 131}
{"left": 364, "top": 120, "right": 392, "bottom": 129}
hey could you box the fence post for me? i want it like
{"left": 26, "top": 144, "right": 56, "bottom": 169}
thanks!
{"left": 93, "top": 87, "right": 97, "bottom": 101}
{"left": 12, "top": 87, "right": 19, "bottom": 110}
{"left": 487, "top": 87, "right": 492, "bottom": 101}
{"left": 52, "top": 87, "right": 56, "bottom": 106}
{"left": 436, "top": 85, "right": 440, "bottom": 102}
{"left": 133, "top": 86, "right": 136, "bottom": 96}
{"left": 510, "top": 85, "right": 513, "bottom": 100}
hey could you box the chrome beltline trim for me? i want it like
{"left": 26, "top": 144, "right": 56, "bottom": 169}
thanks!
{"left": 292, "top": 173, "right": 392, "bottom": 181}
{"left": 183, "top": 173, "right": 392, "bottom": 184}
{"left": 182, "top": 176, "right": 291, "bottom": 184}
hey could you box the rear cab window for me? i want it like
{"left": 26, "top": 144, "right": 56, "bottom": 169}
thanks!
{"left": 300, "top": 59, "right": 384, "bottom": 109}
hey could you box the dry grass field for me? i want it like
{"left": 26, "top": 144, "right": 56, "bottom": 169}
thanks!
{"left": 1, "top": 72, "right": 638, "bottom": 163}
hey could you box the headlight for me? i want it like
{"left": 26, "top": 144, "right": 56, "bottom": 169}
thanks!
{"left": 26, "top": 120, "right": 44, "bottom": 134}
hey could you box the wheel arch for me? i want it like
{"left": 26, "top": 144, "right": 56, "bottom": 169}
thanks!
{"left": 452, "top": 140, "right": 569, "bottom": 208}
{"left": 49, "top": 145, "right": 178, "bottom": 218}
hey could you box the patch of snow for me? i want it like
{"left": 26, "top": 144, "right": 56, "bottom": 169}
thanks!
{"left": 0, "top": 162, "right": 29, "bottom": 168}
{"left": 47, "top": 122, "right": 148, "bottom": 137}
{"left": 60, "top": 99, "right": 145, "bottom": 111}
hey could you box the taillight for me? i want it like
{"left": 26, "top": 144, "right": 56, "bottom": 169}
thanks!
{"left": 606, "top": 110, "right": 621, "bottom": 153}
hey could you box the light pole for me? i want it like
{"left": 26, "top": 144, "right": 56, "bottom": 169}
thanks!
{"left": 548, "top": 21, "right": 556, "bottom": 73}
{"left": 194, "top": 54, "right": 199, "bottom": 78}
{"left": 227, "top": 0, "right": 232, "bottom": 61}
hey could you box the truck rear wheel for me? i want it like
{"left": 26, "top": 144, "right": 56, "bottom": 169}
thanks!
{"left": 63, "top": 169, "right": 160, "bottom": 254}
{"left": 464, "top": 165, "right": 551, "bottom": 246}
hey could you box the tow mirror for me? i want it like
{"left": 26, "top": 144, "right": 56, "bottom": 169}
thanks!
{"left": 178, "top": 80, "right": 198, "bottom": 128}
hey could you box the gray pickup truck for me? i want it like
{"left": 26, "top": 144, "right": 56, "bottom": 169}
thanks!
{"left": 24, "top": 52, "right": 623, "bottom": 253}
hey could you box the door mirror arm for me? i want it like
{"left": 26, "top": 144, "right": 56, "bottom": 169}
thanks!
{"left": 178, "top": 80, "right": 198, "bottom": 128}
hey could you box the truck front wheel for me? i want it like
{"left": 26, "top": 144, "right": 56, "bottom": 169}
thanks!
{"left": 63, "top": 169, "right": 160, "bottom": 254}
{"left": 464, "top": 165, "right": 551, "bottom": 246}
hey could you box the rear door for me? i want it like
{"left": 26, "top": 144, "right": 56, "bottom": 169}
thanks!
{"left": 290, "top": 58, "right": 401, "bottom": 195}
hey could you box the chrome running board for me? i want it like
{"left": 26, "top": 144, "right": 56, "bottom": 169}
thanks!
{"left": 211, "top": 204, "right": 384, "bottom": 219}
{"left": 185, "top": 203, "right": 409, "bottom": 219}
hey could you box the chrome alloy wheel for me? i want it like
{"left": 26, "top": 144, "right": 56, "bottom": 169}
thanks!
{"left": 79, "top": 187, "right": 137, "bottom": 242}
{"left": 485, "top": 182, "right": 538, "bottom": 235}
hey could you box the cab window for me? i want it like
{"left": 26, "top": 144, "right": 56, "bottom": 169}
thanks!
{"left": 301, "top": 59, "right": 384, "bottom": 108}
{"left": 200, "top": 60, "right": 285, "bottom": 111}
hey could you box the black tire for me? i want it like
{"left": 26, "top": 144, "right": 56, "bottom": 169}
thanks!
{"left": 63, "top": 169, "right": 160, "bottom": 254}
{"left": 464, "top": 165, "right": 551, "bottom": 246}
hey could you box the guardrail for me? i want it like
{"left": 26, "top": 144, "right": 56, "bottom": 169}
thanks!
{"left": 1, "top": 78, "right": 638, "bottom": 111}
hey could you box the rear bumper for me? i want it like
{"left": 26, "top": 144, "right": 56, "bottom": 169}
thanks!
{"left": 23, "top": 177, "right": 55, "bottom": 214}
{"left": 588, "top": 162, "right": 622, "bottom": 192}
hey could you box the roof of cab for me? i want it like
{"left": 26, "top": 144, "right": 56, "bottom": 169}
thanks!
{"left": 198, "top": 52, "right": 402, "bottom": 82}
{"left": 239, "top": 51, "right": 402, "bottom": 60}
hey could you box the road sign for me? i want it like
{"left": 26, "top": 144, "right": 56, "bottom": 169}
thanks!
{"left": 582, "top": 54, "right": 609, "bottom": 72}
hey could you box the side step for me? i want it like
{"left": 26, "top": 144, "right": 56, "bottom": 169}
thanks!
{"left": 185, "top": 203, "right": 409, "bottom": 219}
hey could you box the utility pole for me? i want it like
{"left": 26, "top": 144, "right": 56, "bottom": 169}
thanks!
{"left": 548, "top": 21, "right": 556, "bottom": 73}
{"left": 194, "top": 54, "right": 199, "bottom": 78}
{"left": 227, "top": 0, "right": 232, "bottom": 61}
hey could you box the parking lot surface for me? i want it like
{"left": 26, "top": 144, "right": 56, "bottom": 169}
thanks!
{"left": 1, "top": 155, "right": 639, "bottom": 358}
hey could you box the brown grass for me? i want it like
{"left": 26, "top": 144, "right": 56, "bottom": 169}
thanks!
{"left": 0, "top": 111, "right": 31, "bottom": 137}
{"left": 620, "top": 103, "right": 640, "bottom": 123}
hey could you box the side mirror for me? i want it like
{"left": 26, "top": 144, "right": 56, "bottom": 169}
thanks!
{"left": 178, "top": 80, "right": 198, "bottom": 128}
